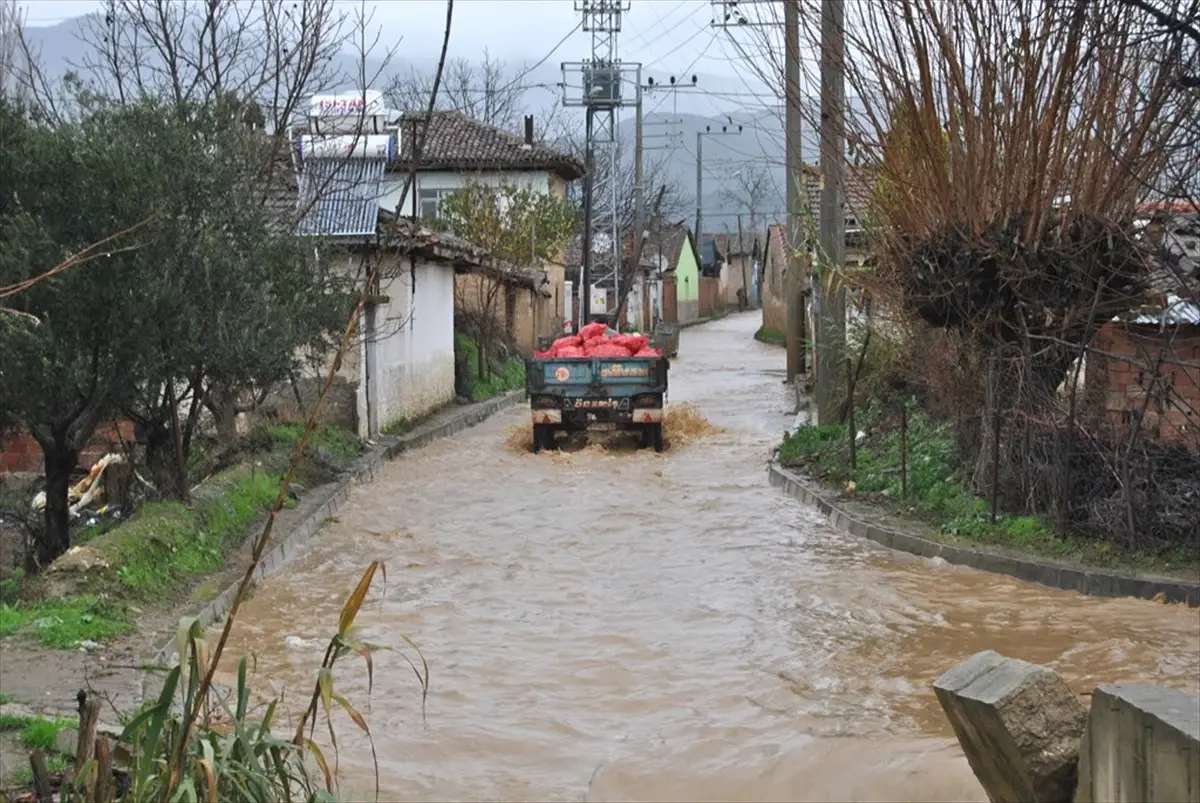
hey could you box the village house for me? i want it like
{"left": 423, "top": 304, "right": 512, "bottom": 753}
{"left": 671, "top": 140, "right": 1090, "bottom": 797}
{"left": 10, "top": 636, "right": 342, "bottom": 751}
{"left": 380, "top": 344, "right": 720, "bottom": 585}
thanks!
{"left": 380, "top": 111, "right": 585, "bottom": 352}
{"left": 1085, "top": 206, "right": 1200, "bottom": 450}
{"left": 618, "top": 223, "right": 702, "bottom": 331}
{"left": 759, "top": 164, "right": 875, "bottom": 348}
{"left": 566, "top": 222, "right": 702, "bottom": 330}
{"left": 293, "top": 212, "right": 545, "bottom": 439}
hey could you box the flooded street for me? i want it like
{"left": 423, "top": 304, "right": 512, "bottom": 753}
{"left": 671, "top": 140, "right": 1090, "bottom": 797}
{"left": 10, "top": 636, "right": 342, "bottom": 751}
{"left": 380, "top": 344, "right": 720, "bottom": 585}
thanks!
{"left": 223, "top": 313, "right": 1200, "bottom": 802}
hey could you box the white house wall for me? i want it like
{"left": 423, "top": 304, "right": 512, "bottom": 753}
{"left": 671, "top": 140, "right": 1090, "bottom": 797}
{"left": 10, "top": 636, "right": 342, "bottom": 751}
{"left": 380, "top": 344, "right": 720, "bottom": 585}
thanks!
{"left": 380, "top": 170, "right": 552, "bottom": 216}
{"left": 354, "top": 255, "right": 457, "bottom": 436}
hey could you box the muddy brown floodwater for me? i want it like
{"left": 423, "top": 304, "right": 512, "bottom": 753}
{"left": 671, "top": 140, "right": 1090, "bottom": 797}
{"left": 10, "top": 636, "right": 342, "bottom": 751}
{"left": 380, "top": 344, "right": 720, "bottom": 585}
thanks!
{"left": 220, "top": 313, "right": 1200, "bottom": 802}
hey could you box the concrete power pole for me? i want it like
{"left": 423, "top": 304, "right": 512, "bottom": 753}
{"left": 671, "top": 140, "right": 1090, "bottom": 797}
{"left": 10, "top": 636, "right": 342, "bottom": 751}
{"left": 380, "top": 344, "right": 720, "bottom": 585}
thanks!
{"left": 815, "top": 0, "right": 845, "bottom": 424}
{"left": 695, "top": 122, "right": 743, "bottom": 264}
{"left": 784, "top": 0, "right": 807, "bottom": 383}
{"left": 710, "top": 0, "right": 807, "bottom": 382}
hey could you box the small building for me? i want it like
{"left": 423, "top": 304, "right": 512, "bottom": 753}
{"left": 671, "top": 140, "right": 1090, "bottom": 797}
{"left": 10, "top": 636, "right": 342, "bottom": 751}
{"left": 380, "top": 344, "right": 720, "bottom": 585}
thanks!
{"left": 1085, "top": 209, "right": 1200, "bottom": 450}
{"left": 381, "top": 110, "right": 584, "bottom": 350}
{"left": 761, "top": 223, "right": 791, "bottom": 337}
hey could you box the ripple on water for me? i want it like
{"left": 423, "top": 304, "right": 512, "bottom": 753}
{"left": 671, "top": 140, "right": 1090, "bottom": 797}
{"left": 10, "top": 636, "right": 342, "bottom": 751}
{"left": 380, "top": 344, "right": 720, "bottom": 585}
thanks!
{"left": 218, "top": 314, "right": 1200, "bottom": 802}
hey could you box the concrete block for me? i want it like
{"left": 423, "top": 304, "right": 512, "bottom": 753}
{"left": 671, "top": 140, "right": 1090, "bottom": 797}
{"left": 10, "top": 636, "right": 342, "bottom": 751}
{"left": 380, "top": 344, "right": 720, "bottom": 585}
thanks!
{"left": 1075, "top": 683, "right": 1200, "bottom": 803}
{"left": 934, "top": 650, "right": 1088, "bottom": 803}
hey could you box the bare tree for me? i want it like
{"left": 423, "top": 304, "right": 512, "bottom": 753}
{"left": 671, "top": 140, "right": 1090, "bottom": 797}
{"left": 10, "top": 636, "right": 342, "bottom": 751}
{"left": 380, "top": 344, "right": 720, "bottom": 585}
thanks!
{"left": 719, "top": 162, "right": 773, "bottom": 233}
{"left": 0, "top": 0, "right": 26, "bottom": 99}
{"left": 66, "top": 0, "right": 384, "bottom": 132}
{"left": 384, "top": 50, "right": 569, "bottom": 143}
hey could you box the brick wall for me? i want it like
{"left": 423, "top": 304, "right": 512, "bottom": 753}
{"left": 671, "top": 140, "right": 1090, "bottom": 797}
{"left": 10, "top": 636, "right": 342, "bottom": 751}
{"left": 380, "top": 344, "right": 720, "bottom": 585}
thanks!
{"left": 1, "top": 420, "right": 136, "bottom": 475}
{"left": 1089, "top": 323, "right": 1200, "bottom": 449}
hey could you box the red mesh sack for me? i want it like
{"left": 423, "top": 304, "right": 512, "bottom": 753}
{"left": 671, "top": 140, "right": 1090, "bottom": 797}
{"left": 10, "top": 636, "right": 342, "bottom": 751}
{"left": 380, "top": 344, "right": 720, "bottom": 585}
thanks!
{"left": 555, "top": 346, "right": 586, "bottom": 358}
{"left": 533, "top": 350, "right": 552, "bottom": 358}
{"left": 551, "top": 335, "right": 582, "bottom": 351}
{"left": 579, "top": 322, "right": 608, "bottom": 341}
{"left": 589, "top": 343, "right": 634, "bottom": 358}
{"left": 633, "top": 347, "right": 662, "bottom": 357}
{"left": 612, "top": 334, "right": 648, "bottom": 353}
{"left": 584, "top": 336, "right": 609, "bottom": 349}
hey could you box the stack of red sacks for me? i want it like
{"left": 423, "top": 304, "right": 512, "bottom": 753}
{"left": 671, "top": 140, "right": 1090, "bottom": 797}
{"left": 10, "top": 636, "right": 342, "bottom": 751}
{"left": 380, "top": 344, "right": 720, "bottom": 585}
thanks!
{"left": 534, "top": 322, "right": 664, "bottom": 359}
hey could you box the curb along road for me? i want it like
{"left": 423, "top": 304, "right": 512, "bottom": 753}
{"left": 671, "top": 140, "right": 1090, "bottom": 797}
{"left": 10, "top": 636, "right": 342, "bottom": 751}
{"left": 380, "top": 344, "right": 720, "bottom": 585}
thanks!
{"left": 769, "top": 463, "right": 1199, "bottom": 607}
{"left": 151, "top": 390, "right": 525, "bottom": 663}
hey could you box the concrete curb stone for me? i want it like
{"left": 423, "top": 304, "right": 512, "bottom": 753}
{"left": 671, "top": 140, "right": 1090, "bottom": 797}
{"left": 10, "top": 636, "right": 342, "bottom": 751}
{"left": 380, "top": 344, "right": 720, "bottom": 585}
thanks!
{"left": 769, "top": 462, "right": 1199, "bottom": 607}
{"left": 151, "top": 389, "right": 525, "bottom": 663}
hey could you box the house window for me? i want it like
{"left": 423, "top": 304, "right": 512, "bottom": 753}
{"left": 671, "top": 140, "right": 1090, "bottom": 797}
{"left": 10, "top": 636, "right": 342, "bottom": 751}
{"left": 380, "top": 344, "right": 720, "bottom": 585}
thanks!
{"left": 418, "top": 188, "right": 453, "bottom": 219}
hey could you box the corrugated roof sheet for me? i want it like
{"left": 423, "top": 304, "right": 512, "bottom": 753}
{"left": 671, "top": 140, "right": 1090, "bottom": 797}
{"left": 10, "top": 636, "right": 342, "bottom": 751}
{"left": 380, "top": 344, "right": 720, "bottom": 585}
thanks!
{"left": 297, "top": 158, "right": 386, "bottom": 237}
{"left": 1120, "top": 294, "right": 1200, "bottom": 326}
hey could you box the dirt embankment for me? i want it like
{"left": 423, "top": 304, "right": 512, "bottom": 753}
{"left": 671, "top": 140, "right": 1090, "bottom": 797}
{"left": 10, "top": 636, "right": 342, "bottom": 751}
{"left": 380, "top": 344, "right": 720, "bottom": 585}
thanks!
{"left": 0, "top": 444, "right": 353, "bottom": 730}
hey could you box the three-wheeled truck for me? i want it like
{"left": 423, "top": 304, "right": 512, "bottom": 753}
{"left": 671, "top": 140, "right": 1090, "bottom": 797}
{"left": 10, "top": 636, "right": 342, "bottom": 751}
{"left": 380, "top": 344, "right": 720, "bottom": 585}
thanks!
{"left": 525, "top": 331, "right": 670, "bottom": 453}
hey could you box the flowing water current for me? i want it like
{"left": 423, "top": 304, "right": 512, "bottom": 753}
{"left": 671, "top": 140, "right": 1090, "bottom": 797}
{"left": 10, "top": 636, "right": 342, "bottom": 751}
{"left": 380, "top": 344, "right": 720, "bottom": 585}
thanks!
{"left": 220, "top": 313, "right": 1199, "bottom": 802}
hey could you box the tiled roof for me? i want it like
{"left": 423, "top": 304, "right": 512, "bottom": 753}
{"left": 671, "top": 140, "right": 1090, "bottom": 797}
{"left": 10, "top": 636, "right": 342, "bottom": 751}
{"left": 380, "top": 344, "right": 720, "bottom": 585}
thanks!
{"left": 390, "top": 110, "right": 585, "bottom": 181}
{"left": 619, "top": 222, "right": 692, "bottom": 271}
{"left": 375, "top": 210, "right": 546, "bottom": 293}
{"left": 802, "top": 163, "right": 876, "bottom": 232}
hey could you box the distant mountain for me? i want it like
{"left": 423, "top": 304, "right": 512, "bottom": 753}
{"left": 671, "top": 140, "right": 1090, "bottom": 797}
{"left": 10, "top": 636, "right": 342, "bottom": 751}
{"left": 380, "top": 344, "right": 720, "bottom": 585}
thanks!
{"left": 20, "top": 15, "right": 827, "bottom": 228}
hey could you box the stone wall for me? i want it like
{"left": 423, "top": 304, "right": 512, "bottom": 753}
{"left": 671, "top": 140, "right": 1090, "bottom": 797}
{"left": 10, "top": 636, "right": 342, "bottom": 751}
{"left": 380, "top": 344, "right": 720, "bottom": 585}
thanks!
{"left": 935, "top": 650, "right": 1200, "bottom": 803}
{"left": 253, "top": 374, "right": 360, "bottom": 434}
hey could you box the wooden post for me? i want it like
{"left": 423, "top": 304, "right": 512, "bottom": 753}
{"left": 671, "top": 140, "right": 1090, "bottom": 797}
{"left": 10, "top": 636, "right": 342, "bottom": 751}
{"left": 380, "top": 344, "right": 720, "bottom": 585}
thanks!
{"left": 846, "top": 357, "right": 856, "bottom": 471}
{"left": 75, "top": 697, "right": 101, "bottom": 777}
{"left": 900, "top": 403, "right": 908, "bottom": 499}
{"left": 95, "top": 736, "right": 113, "bottom": 803}
{"left": 30, "top": 749, "right": 53, "bottom": 802}
{"left": 990, "top": 407, "right": 1002, "bottom": 524}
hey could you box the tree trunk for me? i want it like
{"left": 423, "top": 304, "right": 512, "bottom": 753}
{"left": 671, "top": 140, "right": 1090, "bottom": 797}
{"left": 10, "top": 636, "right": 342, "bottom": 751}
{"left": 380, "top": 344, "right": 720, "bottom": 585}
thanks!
{"left": 207, "top": 382, "right": 239, "bottom": 446}
{"left": 144, "top": 423, "right": 187, "bottom": 501}
{"left": 37, "top": 443, "right": 77, "bottom": 568}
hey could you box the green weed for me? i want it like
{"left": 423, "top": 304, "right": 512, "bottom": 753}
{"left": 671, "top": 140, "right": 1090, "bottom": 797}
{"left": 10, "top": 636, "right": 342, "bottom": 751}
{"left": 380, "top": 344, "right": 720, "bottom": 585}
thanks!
{"left": 0, "top": 712, "right": 76, "bottom": 750}
{"left": 10, "top": 754, "right": 72, "bottom": 787}
{"left": 21, "top": 716, "right": 75, "bottom": 750}
{"left": 754, "top": 326, "right": 787, "bottom": 346}
{"left": 457, "top": 331, "right": 526, "bottom": 402}
{"left": 268, "top": 423, "right": 363, "bottom": 461}
{"left": 777, "top": 401, "right": 1195, "bottom": 571}
{"left": 111, "top": 471, "right": 283, "bottom": 597}
{"left": 0, "top": 597, "right": 130, "bottom": 647}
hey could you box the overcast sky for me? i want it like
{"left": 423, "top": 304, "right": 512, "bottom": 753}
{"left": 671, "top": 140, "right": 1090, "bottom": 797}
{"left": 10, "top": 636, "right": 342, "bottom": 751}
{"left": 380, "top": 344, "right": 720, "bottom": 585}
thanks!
{"left": 22, "top": 1, "right": 752, "bottom": 79}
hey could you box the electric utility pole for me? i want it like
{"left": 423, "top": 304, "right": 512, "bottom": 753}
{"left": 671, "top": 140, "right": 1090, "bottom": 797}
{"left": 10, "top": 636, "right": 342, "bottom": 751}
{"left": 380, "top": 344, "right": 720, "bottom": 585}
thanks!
{"left": 815, "top": 0, "right": 845, "bottom": 424}
{"left": 711, "top": 0, "right": 809, "bottom": 382}
{"left": 784, "top": 0, "right": 807, "bottom": 382}
{"left": 696, "top": 122, "right": 743, "bottom": 251}
{"left": 562, "top": 0, "right": 639, "bottom": 326}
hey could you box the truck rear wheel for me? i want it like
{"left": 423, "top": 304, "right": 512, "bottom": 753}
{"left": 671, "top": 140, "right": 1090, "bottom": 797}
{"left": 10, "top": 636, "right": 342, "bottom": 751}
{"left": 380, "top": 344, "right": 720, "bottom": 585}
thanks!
{"left": 533, "top": 424, "right": 555, "bottom": 453}
{"left": 645, "top": 423, "right": 664, "bottom": 453}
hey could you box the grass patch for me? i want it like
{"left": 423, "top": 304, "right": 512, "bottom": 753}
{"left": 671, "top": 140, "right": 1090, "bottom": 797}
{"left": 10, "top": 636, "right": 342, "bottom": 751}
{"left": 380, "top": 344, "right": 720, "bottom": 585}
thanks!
{"left": 10, "top": 754, "right": 72, "bottom": 788}
{"left": 109, "top": 469, "right": 284, "bottom": 597}
{"left": 754, "top": 326, "right": 787, "bottom": 346}
{"left": 456, "top": 331, "right": 526, "bottom": 402}
{"left": 20, "top": 716, "right": 75, "bottom": 750}
{"left": 1, "top": 466, "right": 289, "bottom": 649}
{"left": 779, "top": 402, "right": 1198, "bottom": 574}
{"left": 0, "top": 712, "right": 76, "bottom": 749}
{"left": 0, "top": 597, "right": 130, "bottom": 648}
{"left": 267, "top": 423, "right": 362, "bottom": 462}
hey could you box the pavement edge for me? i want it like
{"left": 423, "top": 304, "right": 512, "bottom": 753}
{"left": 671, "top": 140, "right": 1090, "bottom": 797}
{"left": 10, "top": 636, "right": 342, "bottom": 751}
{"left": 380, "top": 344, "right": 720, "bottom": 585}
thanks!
{"left": 768, "top": 462, "right": 1199, "bottom": 607}
{"left": 150, "top": 389, "right": 525, "bottom": 663}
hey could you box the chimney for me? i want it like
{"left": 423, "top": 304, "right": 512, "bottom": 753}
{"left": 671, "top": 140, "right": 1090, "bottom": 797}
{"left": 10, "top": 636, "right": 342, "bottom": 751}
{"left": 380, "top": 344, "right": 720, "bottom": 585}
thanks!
{"left": 524, "top": 115, "right": 534, "bottom": 146}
